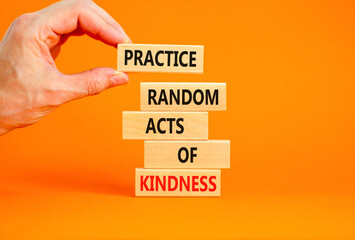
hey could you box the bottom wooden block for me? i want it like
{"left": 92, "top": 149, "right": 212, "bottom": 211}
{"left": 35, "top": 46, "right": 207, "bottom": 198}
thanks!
{"left": 135, "top": 168, "right": 221, "bottom": 197}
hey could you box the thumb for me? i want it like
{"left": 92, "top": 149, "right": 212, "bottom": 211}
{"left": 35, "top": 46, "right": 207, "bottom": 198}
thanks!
{"left": 61, "top": 67, "right": 129, "bottom": 101}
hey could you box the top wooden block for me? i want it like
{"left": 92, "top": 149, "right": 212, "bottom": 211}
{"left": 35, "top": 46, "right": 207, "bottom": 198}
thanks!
{"left": 117, "top": 44, "right": 204, "bottom": 73}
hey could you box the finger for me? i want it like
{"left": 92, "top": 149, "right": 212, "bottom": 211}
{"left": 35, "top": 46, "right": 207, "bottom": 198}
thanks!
{"left": 90, "top": 1, "right": 131, "bottom": 43}
{"left": 78, "top": 8, "right": 126, "bottom": 46}
{"left": 50, "top": 33, "right": 73, "bottom": 59}
{"left": 40, "top": 0, "right": 130, "bottom": 47}
{"left": 58, "top": 67, "right": 129, "bottom": 102}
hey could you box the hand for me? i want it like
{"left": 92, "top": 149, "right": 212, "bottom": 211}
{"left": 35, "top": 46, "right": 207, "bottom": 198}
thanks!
{"left": 0, "top": 0, "right": 131, "bottom": 136}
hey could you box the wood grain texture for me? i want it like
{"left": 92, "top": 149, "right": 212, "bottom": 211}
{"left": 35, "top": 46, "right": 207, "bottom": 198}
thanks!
{"left": 140, "top": 82, "right": 226, "bottom": 111}
{"left": 135, "top": 168, "right": 221, "bottom": 197}
{"left": 117, "top": 44, "right": 203, "bottom": 73}
{"left": 144, "top": 140, "right": 230, "bottom": 169}
{"left": 122, "top": 112, "right": 208, "bottom": 140}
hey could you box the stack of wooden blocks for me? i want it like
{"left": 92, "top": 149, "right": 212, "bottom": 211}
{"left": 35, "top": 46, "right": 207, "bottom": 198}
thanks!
{"left": 118, "top": 44, "right": 230, "bottom": 197}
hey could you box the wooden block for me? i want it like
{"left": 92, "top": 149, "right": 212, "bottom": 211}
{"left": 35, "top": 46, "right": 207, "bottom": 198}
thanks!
{"left": 117, "top": 44, "right": 203, "bottom": 73}
{"left": 122, "top": 112, "right": 208, "bottom": 140}
{"left": 144, "top": 140, "right": 230, "bottom": 169}
{"left": 135, "top": 168, "right": 221, "bottom": 197}
{"left": 140, "top": 82, "right": 226, "bottom": 111}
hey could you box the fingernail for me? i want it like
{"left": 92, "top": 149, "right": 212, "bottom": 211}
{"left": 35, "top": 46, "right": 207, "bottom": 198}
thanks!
{"left": 123, "top": 34, "right": 132, "bottom": 44}
{"left": 111, "top": 71, "right": 129, "bottom": 85}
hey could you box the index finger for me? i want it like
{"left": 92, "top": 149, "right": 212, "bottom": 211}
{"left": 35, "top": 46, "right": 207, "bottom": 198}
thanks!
{"left": 38, "top": 0, "right": 130, "bottom": 47}
{"left": 91, "top": 1, "right": 131, "bottom": 43}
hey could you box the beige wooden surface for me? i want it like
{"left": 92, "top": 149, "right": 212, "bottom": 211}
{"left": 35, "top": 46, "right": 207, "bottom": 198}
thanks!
{"left": 135, "top": 168, "right": 221, "bottom": 197}
{"left": 117, "top": 44, "right": 204, "bottom": 73}
{"left": 144, "top": 140, "right": 230, "bottom": 169}
{"left": 140, "top": 82, "right": 226, "bottom": 111}
{"left": 122, "top": 112, "right": 208, "bottom": 140}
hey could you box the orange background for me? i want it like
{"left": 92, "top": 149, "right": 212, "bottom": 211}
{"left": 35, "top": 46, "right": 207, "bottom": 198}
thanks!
{"left": 1, "top": 0, "right": 355, "bottom": 239}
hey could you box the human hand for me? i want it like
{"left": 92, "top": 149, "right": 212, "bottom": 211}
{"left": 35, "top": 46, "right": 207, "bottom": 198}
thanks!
{"left": 0, "top": 0, "right": 131, "bottom": 135}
